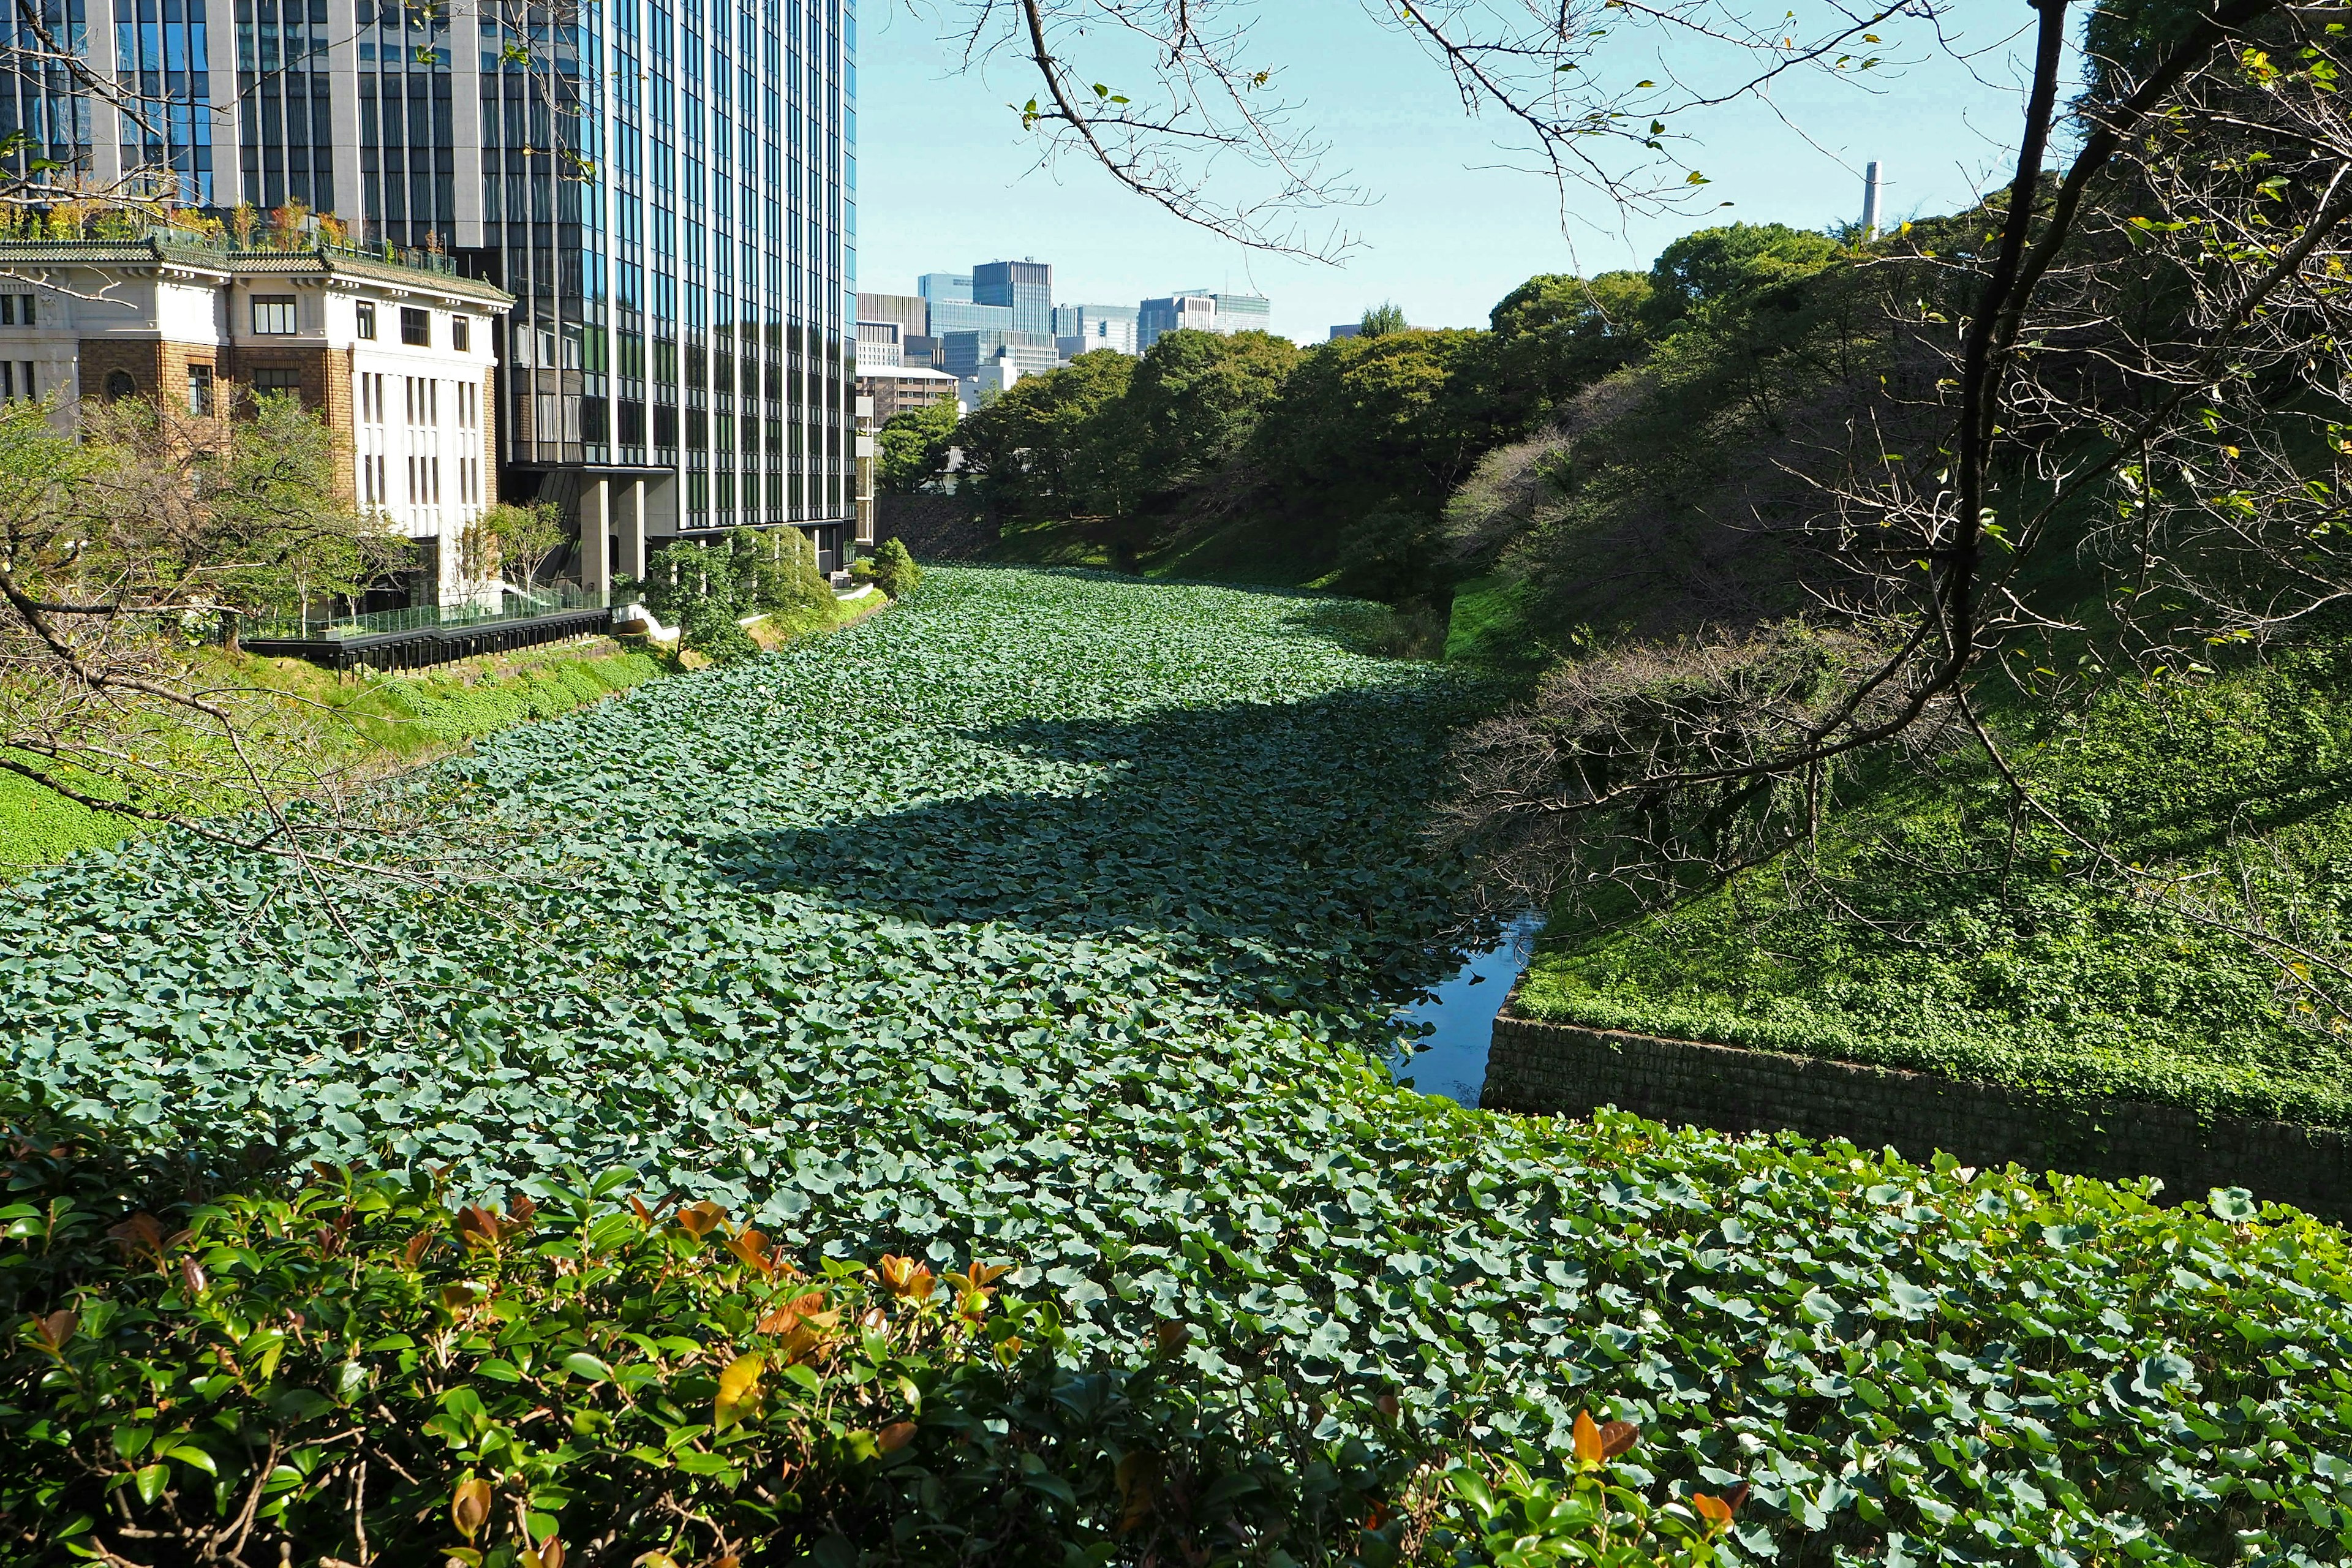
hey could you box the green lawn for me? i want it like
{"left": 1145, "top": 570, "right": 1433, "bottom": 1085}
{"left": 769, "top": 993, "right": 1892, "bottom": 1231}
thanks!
{"left": 6, "top": 569, "right": 2351, "bottom": 1561}
{"left": 1517, "top": 650, "right": 2352, "bottom": 1129}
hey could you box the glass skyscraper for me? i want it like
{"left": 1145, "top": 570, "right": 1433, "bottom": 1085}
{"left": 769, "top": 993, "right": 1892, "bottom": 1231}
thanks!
{"left": 1, "top": 0, "right": 858, "bottom": 574}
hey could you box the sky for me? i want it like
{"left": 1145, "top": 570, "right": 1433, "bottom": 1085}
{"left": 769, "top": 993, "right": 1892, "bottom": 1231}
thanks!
{"left": 854, "top": 1, "right": 2057, "bottom": 342}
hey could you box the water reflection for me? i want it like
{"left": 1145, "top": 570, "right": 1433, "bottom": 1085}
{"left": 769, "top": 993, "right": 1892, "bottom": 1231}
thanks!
{"left": 1390, "top": 911, "right": 1543, "bottom": 1106}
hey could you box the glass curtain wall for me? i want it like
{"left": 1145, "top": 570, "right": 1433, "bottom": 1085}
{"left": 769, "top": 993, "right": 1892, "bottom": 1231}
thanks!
{"left": 0, "top": 1, "right": 92, "bottom": 195}
{"left": 236, "top": 0, "right": 322, "bottom": 212}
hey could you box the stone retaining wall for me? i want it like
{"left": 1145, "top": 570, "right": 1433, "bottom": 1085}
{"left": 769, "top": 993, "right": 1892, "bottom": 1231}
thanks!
{"left": 1483, "top": 1008, "right": 2352, "bottom": 1219}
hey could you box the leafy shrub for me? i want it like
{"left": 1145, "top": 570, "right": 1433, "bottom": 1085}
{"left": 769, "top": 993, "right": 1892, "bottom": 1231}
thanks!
{"left": 6, "top": 571, "right": 2351, "bottom": 1562}
{"left": 681, "top": 600, "right": 763, "bottom": 667}
{"left": 0, "top": 1133, "right": 1740, "bottom": 1567}
{"left": 867, "top": 537, "right": 923, "bottom": 600}
{"left": 638, "top": 531, "right": 831, "bottom": 632}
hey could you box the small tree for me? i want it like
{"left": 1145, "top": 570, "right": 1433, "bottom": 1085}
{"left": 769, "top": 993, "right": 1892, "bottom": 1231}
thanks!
{"left": 1357, "top": 302, "right": 1408, "bottom": 337}
{"left": 481, "top": 501, "right": 565, "bottom": 590}
{"left": 868, "top": 537, "right": 923, "bottom": 599}
{"left": 0, "top": 390, "right": 402, "bottom": 837}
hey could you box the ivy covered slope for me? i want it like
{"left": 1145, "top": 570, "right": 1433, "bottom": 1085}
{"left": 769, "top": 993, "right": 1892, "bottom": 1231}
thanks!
{"left": 1515, "top": 650, "right": 2352, "bottom": 1131}
{"left": 7, "top": 570, "right": 2352, "bottom": 1562}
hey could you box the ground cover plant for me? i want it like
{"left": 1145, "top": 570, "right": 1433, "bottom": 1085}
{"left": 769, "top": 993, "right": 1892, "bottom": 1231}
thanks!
{"left": 0, "top": 1132, "right": 1741, "bottom": 1566}
{"left": 3, "top": 570, "right": 2351, "bottom": 1564}
{"left": 1513, "top": 651, "right": 2352, "bottom": 1130}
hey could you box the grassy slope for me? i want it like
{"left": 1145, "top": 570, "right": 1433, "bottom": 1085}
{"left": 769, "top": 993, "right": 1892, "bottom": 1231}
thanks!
{"left": 1517, "top": 650, "right": 2352, "bottom": 1128}
{"left": 7, "top": 568, "right": 2352, "bottom": 1562}
{"left": 0, "top": 639, "right": 665, "bottom": 870}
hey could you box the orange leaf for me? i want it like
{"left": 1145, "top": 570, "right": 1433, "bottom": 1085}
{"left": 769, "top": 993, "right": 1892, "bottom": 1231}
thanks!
{"left": 1572, "top": 1410, "right": 1604, "bottom": 1466}
{"left": 1692, "top": 1491, "right": 1735, "bottom": 1527}
{"left": 33, "top": 1309, "right": 76, "bottom": 1352}
{"left": 402, "top": 1229, "right": 436, "bottom": 1270}
{"left": 876, "top": 1254, "right": 936, "bottom": 1300}
{"left": 878, "top": 1420, "right": 918, "bottom": 1453}
{"left": 676, "top": 1200, "right": 726, "bottom": 1240}
{"left": 1600, "top": 1419, "right": 1639, "bottom": 1458}
{"left": 107, "top": 1212, "right": 165, "bottom": 1264}
{"left": 725, "top": 1229, "right": 777, "bottom": 1276}
{"left": 451, "top": 1477, "right": 492, "bottom": 1540}
{"left": 1152, "top": 1321, "right": 1189, "bottom": 1356}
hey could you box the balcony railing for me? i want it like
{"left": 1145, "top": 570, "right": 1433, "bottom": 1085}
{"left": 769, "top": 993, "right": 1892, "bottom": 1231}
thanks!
{"left": 251, "top": 581, "right": 636, "bottom": 643}
{"left": 0, "top": 227, "right": 461, "bottom": 276}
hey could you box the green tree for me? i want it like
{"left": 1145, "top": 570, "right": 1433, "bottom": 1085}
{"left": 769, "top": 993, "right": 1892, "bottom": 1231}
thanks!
{"left": 1250, "top": 328, "right": 1526, "bottom": 604}
{"left": 1357, "top": 302, "right": 1408, "bottom": 337}
{"left": 1488, "top": 270, "right": 1656, "bottom": 413}
{"left": 1642, "top": 223, "right": 1843, "bottom": 330}
{"left": 954, "top": 350, "right": 1135, "bottom": 520}
{"left": 478, "top": 500, "right": 565, "bottom": 589}
{"left": 1112, "top": 328, "right": 1303, "bottom": 510}
{"left": 876, "top": 399, "right": 960, "bottom": 494}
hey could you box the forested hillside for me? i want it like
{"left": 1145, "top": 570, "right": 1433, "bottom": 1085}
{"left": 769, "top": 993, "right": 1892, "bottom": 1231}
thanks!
{"left": 876, "top": 2, "right": 2352, "bottom": 1139}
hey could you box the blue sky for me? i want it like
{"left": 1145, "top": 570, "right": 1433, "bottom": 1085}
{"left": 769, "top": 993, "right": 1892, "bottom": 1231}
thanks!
{"left": 854, "top": 1, "right": 2051, "bottom": 341}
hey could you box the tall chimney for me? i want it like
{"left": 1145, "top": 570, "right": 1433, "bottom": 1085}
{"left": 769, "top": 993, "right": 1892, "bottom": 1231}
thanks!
{"left": 1861, "top": 160, "right": 1883, "bottom": 238}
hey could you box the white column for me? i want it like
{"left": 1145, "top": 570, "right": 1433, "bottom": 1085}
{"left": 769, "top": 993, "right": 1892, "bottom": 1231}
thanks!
{"left": 618, "top": 477, "right": 646, "bottom": 579}
{"left": 579, "top": 477, "right": 611, "bottom": 594}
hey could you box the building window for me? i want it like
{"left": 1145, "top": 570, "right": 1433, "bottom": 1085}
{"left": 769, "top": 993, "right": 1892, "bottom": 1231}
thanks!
{"left": 0, "top": 362, "right": 32, "bottom": 399}
{"left": 401, "top": 308, "right": 431, "bottom": 347}
{"left": 251, "top": 368, "right": 303, "bottom": 404}
{"left": 356, "top": 303, "right": 377, "bottom": 340}
{"left": 0, "top": 294, "right": 33, "bottom": 326}
{"left": 186, "top": 364, "right": 215, "bottom": 417}
{"left": 451, "top": 316, "right": 470, "bottom": 352}
{"left": 104, "top": 370, "right": 136, "bottom": 400}
{"left": 251, "top": 296, "right": 298, "bottom": 335}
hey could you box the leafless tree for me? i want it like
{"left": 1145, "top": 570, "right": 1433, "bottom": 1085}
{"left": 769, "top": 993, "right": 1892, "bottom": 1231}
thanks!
{"left": 0, "top": 391, "right": 422, "bottom": 860}
{"left": 915, "top": 0, "right": 1963, "bottom": 262}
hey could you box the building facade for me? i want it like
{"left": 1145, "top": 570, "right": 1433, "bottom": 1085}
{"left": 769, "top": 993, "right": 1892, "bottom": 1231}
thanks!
{"left": 0, "top": 228, "right": 511, "bottom": 606}
{"left": 973, "top": 258, "right": 1048, "bottom": 337}
{"left": 937, "top": 326, "right": 1055, "bottom": 381}
{"left": 1, "top": 0, "right": 858, "bottom": 582}
{"left": 1139, "top": 290, "right": 1271, "bottom": 350}
{"left": 855, "top": 318, "right": 902, "bottom": 368}
{"left": 856, "top": 363, "right": 956, "bottom": 423}
{"left": 1054, "top": 303, "right": 1137, "bottom": 358}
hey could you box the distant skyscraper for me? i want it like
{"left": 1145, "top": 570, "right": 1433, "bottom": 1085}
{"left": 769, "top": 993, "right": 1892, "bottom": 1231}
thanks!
{"left": 1055, "top": 303, "right": 1139, "bottom": 358}
{"left": 974, "top": 259, "right": 1052, "bottom": 337}
{"left": 0, "top": 0, "right": 862, "bottom": 578}
{"left": 919, "top": 273, "right": 975, "bottom": 305}
{"left": 1139, "top": 291, "right": 1272, "bottom": 350}
{"left": 927, "top": 300, "right": 1016, "bottom": 335}
{"left": 937, "top": 328, "right": 1058, "bottom": 380}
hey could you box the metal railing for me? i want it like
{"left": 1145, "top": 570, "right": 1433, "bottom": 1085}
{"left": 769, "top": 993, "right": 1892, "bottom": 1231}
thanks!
{"left": 251, "top": 581, "right": 636, "bottom": 643}
{"left": 0, "top": 227, "right": 461, "bottom": 276}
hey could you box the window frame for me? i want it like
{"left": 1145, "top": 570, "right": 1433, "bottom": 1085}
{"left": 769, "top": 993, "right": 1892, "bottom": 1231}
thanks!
{"left": 451, "top": 315, "right": 471, "bottom": 352}
{"left": 249, "top": 296, "right": 298, "bottom": 336}
{"left": 355, "top": 302, "right": 377, "bottom": 341}
{"left": 186, "top": 363, "right": 216, "bottom": 417}
{"left": 399, "top": 308, "right": 432, "bottom": 347}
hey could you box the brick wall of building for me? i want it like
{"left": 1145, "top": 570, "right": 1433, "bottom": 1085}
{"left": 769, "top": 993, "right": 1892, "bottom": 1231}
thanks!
{"left": 222, "top": 343, "right": 356, "bottom": 503}
{"left": 1482, "top": 1008, "right": 2352, "bottom": 1219}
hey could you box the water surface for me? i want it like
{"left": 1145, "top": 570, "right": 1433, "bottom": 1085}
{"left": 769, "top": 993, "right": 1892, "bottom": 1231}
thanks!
{"left": 1392, "top": 912, "right": 1543, "bottom": 1106}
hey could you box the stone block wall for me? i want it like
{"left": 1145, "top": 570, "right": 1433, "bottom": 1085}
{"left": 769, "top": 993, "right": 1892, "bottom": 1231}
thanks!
{"left": 1483, "top": 1008, "right": 2352, "bottom": 1219}
{"left": 875, "top": 494, "right": 997, "bottom": 561}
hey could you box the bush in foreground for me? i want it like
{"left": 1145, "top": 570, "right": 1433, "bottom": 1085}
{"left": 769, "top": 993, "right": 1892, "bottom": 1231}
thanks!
{"left": 0, "top": 1144, "right": 1741, "bottom": 1567}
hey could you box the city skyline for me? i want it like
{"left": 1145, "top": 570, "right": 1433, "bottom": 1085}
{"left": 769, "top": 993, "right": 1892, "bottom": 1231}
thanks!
{"left": 854, "top": 1, "right": 2049, "bottom": 342}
